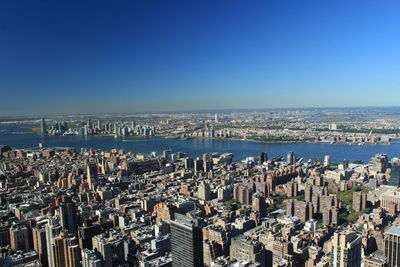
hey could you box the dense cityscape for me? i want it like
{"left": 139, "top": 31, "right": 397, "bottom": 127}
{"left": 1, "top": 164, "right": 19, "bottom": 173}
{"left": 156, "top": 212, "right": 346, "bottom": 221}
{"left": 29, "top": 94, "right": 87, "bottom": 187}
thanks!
{"left": 2, "top": 0, "right": 400, "bottom": 266}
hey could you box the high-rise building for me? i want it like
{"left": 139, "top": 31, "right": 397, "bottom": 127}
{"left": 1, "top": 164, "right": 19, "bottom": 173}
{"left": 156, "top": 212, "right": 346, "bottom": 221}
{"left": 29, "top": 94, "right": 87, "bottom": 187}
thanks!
{"left": 343, "top": 159, "right": 349, "bottom": 170}
{"left": 184, "top": 157, "right": 194, "bottom": 169}
{"left": 252, "top": 194, "right": 266, "bottom": 217}
{"left": 59, "top": 196, "right": 78, "bottom": 235}
{"left": 198, "top": 181, "right": 211, "bottom": 201}
{"left": 230, "top": 235, "right": 265, "bottom": 265}
{"left": 92, "top": 234, "right": 112, "bottom": 267}
{"left": 384, "top": 223, "right": 400, "bottom": 267}
{"left": 305, "top": 184, "right": 313, "bottom": 203}
{"left": 388, "top": 164, "right": 400, "bottom": 187}
{"left": 87, "top": 164, "right": 98, "bottom": 190}
{"left": 259, "top": 152, "right": 267, "bottom": 164}
{"left": 194, "top": 159, "right": 203, "bottom": 172}
{"left": 331, "top": 230, "right": 362, "bottom": 267}
{"left": 323, "top": 207, "right": 338, "bottom": 226}
{"left": 46, "top": 217, "right": 63, "bottom": 267}
{"left": 52, "top": 231, "right": 81, "bottom": 267}
{"left": 286, "top": 199, "right": 313, "bottom": 222}
{"left": 324, "top": 155, "right": 331, "bottom": 167}
{"left": 171, "top": 213, "right": 204, "bottom": 267}
{"left": 32, "top": 226, "right": 48, "bottom": 266}
{"left": 287, "top": 181, "right": 298, "bottom": 197}
{"left": 353, "top": 192, "right": 367, "bottom": 212}
{"left": 287, "top": 151, "right": 295, "bottom": 165}
{"left": 203, "top": 160, "right": 213, "bottom": 172}
{"left": 81, "top": 249, "right": 102, "bottom": 267}
{"left": 78, "top": 220, "right": 102, "bottom": 250}
{"left": 10, "top": 223, "right": 30, "bottom": 252}
{"left": 215, "top": 113, "right": 218, "bottom": 123}
{"left": 40, "top": 118, "right": 47, "bottom": 136}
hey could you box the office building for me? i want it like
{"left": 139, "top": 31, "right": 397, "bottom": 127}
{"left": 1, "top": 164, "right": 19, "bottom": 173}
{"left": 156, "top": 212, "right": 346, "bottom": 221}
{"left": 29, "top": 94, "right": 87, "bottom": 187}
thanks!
{"left": 40, "top": 118, "right": 47, "bottom": 136}
{"left": 59, "top": 195, "right": 78, "bottom": 235}
{"left": 388, "top": 164, "right": 400, "bottom": 187}
{"left": 384, "top": 223, "right": 400, "bottom": 267}
{"left": 170, "top": 213, "right": 204, "bottom": 267}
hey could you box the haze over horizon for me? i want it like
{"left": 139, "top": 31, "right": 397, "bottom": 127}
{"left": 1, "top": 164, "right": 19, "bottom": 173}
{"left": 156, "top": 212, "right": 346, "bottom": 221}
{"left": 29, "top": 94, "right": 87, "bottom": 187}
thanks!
{"left": 1, "top": 0, "right": 400, "bottom": 115}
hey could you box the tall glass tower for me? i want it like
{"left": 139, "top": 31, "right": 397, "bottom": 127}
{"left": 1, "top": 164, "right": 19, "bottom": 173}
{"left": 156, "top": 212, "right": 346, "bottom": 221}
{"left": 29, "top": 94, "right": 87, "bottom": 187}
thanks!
{"left": 40, "top": 118, "right": 47, "bottom": 136}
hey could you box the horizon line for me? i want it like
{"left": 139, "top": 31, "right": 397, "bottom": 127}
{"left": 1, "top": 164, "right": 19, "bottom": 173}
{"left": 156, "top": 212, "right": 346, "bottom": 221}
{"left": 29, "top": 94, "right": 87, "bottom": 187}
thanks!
{"left": 1, "top": 104, "right": 400, "bottom": 119}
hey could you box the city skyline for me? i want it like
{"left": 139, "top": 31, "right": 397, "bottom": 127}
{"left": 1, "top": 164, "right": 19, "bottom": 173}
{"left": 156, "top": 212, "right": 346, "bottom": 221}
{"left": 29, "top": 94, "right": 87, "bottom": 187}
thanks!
{"left": 1, "top": 0, "right": 400, "bottom": 115}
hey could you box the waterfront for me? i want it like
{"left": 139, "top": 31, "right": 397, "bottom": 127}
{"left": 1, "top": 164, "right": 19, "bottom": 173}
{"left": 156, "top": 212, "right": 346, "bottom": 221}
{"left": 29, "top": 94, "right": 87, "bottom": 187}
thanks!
{"left": 0, "top": 124, "right": 399, "bottom": 162}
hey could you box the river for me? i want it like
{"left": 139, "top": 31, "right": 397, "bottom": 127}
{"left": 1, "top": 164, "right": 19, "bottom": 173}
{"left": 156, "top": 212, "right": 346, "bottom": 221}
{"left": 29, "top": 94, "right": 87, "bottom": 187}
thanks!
{"left": 0, "top": 124, "right": 399, "bottom": 162}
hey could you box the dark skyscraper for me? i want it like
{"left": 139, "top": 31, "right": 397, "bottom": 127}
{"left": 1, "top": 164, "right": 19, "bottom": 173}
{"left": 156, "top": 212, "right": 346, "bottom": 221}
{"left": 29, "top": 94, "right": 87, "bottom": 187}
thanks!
{"left": 259, "top": 152, "right": 267, "bottom": 164}
{"left": 171, "top": 213, "right": 204, "bottom": 267}
{"left": 59, "top": 195, "right": 78, "bottom": 235}
{"left": 388, "top": 164, "right": 400, "bottom": 187}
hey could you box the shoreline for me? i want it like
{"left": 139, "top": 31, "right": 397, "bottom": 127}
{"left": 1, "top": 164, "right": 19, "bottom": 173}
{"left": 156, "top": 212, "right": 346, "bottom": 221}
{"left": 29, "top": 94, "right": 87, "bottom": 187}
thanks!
{"left": 171, "top": 135, "right": 397, "bottom": 146}
{"left": 1, "top": 124, "right": 398, "bottom": 146}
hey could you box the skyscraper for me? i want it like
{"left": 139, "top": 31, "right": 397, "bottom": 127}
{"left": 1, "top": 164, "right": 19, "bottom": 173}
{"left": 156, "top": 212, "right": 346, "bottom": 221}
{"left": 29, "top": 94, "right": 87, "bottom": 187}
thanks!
{"left": 324, "top": 155, "right": 331, "bottom": 167}
{"left": 259, "top": 152, "right": 267, "bottom": 164}
{"left": 87, "top": 164, "right": 98, "bottom": 190}
{"left": 331, "top": 230, "right": 362, "bottom": 267}
{"left": 40, "top": 118, "right": 47, "bottom": 136}
{"left": 215, "top": 113, "right": 218, "bottom": 123}
{"left": 46, "top": 217, "right": 63, "bottom": 267}
{"left": 384, "top": 223, "right": 400, "bottom": 267}
{"left": 388, "top": 164, "right": 400, "bottom": 187}
{"left": 32, "top": 226, "right": 48, "bottom": 266}
{"left": 343, "top": 159, "right": 349, "bottom": 170}
{"left": 287, "top": 151, "right": 295, "bottom": 165}
{"left": 59, "top": 195, "right": 78, "bottom": 235}
{"left": 52, "top": 231, "right": 81, "bottom": 267}
{"left": 171, "top": 213, "right": 204, "bottom": 267}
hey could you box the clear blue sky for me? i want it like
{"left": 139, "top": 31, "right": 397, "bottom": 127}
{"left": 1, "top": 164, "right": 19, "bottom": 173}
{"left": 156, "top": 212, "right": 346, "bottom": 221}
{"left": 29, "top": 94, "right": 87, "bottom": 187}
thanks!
{"left": 1, "top": 0, "right": 400, "bottom": 115}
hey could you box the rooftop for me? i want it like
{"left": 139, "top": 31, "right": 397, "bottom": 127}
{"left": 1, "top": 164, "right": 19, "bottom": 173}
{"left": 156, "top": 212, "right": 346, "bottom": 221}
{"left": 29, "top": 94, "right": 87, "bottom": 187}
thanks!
{"left": 386, "top": 223, "right": 400, "bottom": 236}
